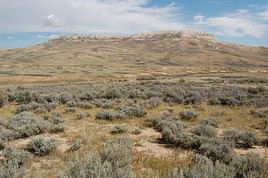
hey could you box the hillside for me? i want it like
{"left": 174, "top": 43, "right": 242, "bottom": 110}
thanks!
{"left": 0, "top": 31, "right": 267, "bottom": 84}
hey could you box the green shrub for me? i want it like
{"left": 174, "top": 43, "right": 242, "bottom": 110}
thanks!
{"left": 230, "top": 153, "right": 268, "bottom": 178}
{"left": 76, "top": 112, "right": 90, "bottom": 120}
{"left": 173, "top": 132, "right": 201, "bottom": 149}
{"left": 27, "top": 137, "right": 57, "bottom": 156}
{"left": 65, "top": 107, "right": 77, "bottom": 113}
{"left": 223, "top": 129, "right": 256, "bottom": 148}
{"left": 51, "top": 112, "right": 65, "bottom": 124}
{"left": 179, "top": 111, "right": 198, "bottom": 120}
{"left": 176, "top": 154, "right": 236, "bottom": 178}
{"left": 110, "top": 125, "right": 127, "bottom": 135}
{"left": 201, "top": 118, "right": 219, "bottom": 128}
{"left": 0, "top": 147, "right": 31, "bottom": 178}
{"left": 144, "top": 97, "right": 162, "bottom": 109}
{"left": 96, "top": 111, "right": 126, "bottom": 120}
{"left": 102, "top": 88, "right": 121, "bottom": 99}
{"left": 68, "top": 139, "right": 82, "bottom": 152}
{"left": 120, "top": 105, "right": 146, "bottom": 118}
{"left": 64, "top": 138, "right": 134, "bottom": 178}
{"left": 0, "top": 90, "right": 8, "bottom": 108}
{"left": 192, "top": 124, "right": 217, "bottom": 138}
{"left": 7, "top": 112, "right": 47, "bottom": 139}
{"left": 198, "top": 137, "right": 233, "bottom": 163}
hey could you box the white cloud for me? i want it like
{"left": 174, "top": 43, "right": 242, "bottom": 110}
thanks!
{"left": 43, "top": 14, "right": 65, "bottom": 28}
{"left": 0, "top": 0, "right": 187, "bottom": 33}
{"left": 193, "top": 9, "right": 268, "bottom": 38}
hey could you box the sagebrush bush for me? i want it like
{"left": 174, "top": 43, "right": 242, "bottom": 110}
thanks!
{"left": 173, "top": 132, "right": 201, "bottom": 150}
{"left": 120, "top": 105, "right": 146, "bottom": 118}
{"left": 15, "top": 104, "right": 31, "bottom": 114}
{"left": 102, "top": 88, "right": 121, "bottom": 99}
{"left": 0, "top": 147, "right": 31, "bottom": 178}
{"left": 250, "top": 109, "right": 268, "bottom": 118}
{"left": 96, "top": 111, "right": 126, "bottom": 120}
{"left": 179, "top": 111, "right": 198, "bottom": 120}
{"left": 184, "top": 91, "right": 203, "bottom": 104}
{"left": 230, "top": 153, "right": 268, "bottom": 178}
{"left": 198, "top": 137, "right": 233, "bottom": 163}
{"left": 76, "top": 112, "right": 90, "bottom": 120}
{"left": 64, "top": 138, "right": 134, "bottom": 178}
{"left": 66, "top": 101, "right": 78, "bottom": 107}
{"left": 0, "top": 90, "right": 8, "bottom": 108}
{"left": 164, "top": 88, "right": 184, "bottom": 104}
{"left": 51, "top": 112, "right": 65, "bottom": 124}
{"left": 68, "top": 139, "right": 82, "bottom": 152}
{"left": 110, "top": 125, "right": 127, "bottom": 134}
{"left": 27, "top": 137, "right": 57, "bottom": 156}
{"left": 65, "top": 107, "right": 77, "bottom": 113}
{"left": 95, "top": 99, "right": 116, "bottom": 109}
{"left": 144, "top": 97, "right": 162, "bottom": 109}
{"left": 192, "top": 124, "right": 217, "bottom": 138}
{"left": 223, "top": 129, "right": 256, "bottom": 148}
{"left": 174, "top": 154, "right": 236, "bottom": 178}
{"left": 78, "top": 101, "right": 93, "bottom": 109}
{"left": 7, "top": 112, "right": 47, "bottom": 139}
{"left": 201, "top": 118, "right": 219, "bottom": 128}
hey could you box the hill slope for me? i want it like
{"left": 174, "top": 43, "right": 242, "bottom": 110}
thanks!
{"left": 0, "top": 31, "right": 267, "bottom": 84}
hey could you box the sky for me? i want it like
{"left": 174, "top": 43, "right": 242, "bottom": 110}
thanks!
{"left": 0, "top": 0, "right": 268, "bottom": 48}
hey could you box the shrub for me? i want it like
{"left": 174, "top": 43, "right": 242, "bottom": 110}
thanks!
{"left": 173, "top": 132, "right": 201, "bottom": 150}
{"left": 95, "top": 99, "right": 115, "bottom": 109}
{"left": 110, "top": 125, "right": 127, "bottom": 135}
{"left": 78, "top": 101, "right": 93, "bottom": 109}
{"left": 0, "top": 90, "right": 8, "bottom": 108}
{"left": 192, "top": 124, "right": 217, "bottom": 138}
{"left": 201, "top": 118, "right": 219, "bottom": 128}
{"left": 96, "top": 111, "right": 126, "bottom": 121}
{"left": 15, "top": 104, "right": 31, "bottom": 114}
{"left": 0, "top": 139, "right": 6, "bottom": 150}
{"left": 68, "top": 139, "right": 82, "bottom": 152}
{"left": 76, "top": 112, "right": 90, "bottom": 120}
{"left": 7, "top": 112, "right": 47, "bottom": 139}
{"left": 184, "top": 91, "right": 203, "bottom": 104}
{"left": 164, "top": 88, "right": 183, "bottom": 104}
{"left": 144, "top": 97, "right": 162, "bottom": 109}
{"left": 66, "top": 101, "right": 78, "bottom": 107}
{"left": 198, "top": 137, "right": 233, "bottom": 163}
{"left": 132, "top": 128, "right": 142, "bottom": 135}
{"left": 176, "top": 154, "right": 236, "bottom": 178}
{"left": 120, "top": 105, "right": 146, "bottom": 118}
{"left": 250, "top": 109, "right": 268, "bottom": 118}
{"left": 65, "top": 107, "right": 77, "bottom": 113}
{"left": 223, "top": 129, "right": 256, "bottom": 148}
{"left": 27, "top": 137, "right": 57, "bottom": 156}
{"left": 59, "top": 93, "right": 73, "bottom": 104}
{"left": 0, "top": 147, "right": 31, "bottom": 178}
{"left": 64, "top": 138, "right": 134, "bottom": 178}
{"left": 230, "top": 153, "right": 268, "bottom": 178}
{"left": 102, "top": 88, "right": 121, "bottom": 99}
{"left": 153, "top": 118, "right": 186, "bottom": 132}
{"left": 179, "top": 111, "right": 198, "bottom": 120}
{"left": 51, "top": 112, "right": 65, "bottom": 124}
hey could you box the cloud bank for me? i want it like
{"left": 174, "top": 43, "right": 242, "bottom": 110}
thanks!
{"left": 0, "top": 0, "right": 267, "bottom": 40}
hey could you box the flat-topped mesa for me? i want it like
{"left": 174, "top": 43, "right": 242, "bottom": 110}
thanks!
{"left": 130, "top": 31, "right": 217, "bottom": 41}
{"left": 48, "top": 31, "right": 218, "bottom": 43}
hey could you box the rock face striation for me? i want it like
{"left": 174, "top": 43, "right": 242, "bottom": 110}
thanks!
{"left": 49, "top": 31, "right": 218, "bottom": 43}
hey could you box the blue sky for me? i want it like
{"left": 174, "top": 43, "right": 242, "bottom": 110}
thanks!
{"left": 0, "top": 0, "right": 268, "bottom": 48}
